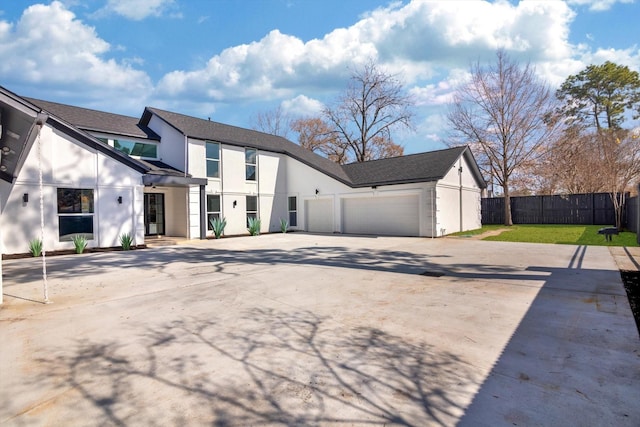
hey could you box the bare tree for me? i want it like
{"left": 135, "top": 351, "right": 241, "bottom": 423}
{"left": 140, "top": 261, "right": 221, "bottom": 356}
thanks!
{"left": 251, "top": 105, "right": 292, "bottom": 139}
{"left": 538, "top": 128, "right": 607, "bottom": 195}
{"left": 323, "top": 60, "right": 413, "bottom": 163}
{"left": 291, "top": 117, "right": 349, "bottom": 164}
{"left": 595, "top": 129, "right": 640, "bottom": 229}
{"left": 447, "top": 50, "right": 559, "bottom": 226}
{"left": 554, "top": 61, "right": 640, "bottom": 229}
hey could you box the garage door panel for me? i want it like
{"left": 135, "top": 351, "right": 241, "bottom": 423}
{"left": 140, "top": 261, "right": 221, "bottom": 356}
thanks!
{"left": 306, "top": 199, "right": 333, "bottom": 233}
{"left": 343, "top": 196, "right": 419, "bottom": 236}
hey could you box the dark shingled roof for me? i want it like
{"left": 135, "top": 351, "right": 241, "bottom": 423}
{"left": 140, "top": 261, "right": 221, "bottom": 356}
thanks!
{"left": 17, "top": 96, "right": 485, "bottom": 189}
{"left": 141, "top": 106, "right": 353, "bottom": 185}
{"left": 343, "top": 146, "right": 472, "bottom": 187}
{"left": 25, "top": 98, "right": 160, "bottom": 141}
{"left": 135, "top": 159, "right": 187, "bottom": 177}
{"left": 143, "top": 106, "right": 486, "bottom": 189}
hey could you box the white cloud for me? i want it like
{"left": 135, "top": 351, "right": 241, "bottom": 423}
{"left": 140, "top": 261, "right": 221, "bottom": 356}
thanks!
{"left": 95, "top": 0, "right": 177, "bottom": 21}
{"left": 567, "top": 0, "right": 634, "bottom": 11}
{"left": 0, "top": 1, "right": 152, "bottom": 110}
{"left": 281, "top": 95, "right": 324, "bottom": 117}
{"left": 156, "top": 0, "right": 584, "bottom": 104}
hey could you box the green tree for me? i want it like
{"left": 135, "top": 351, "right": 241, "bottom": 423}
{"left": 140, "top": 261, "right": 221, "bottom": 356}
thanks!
{"left": 555, "top": 61, "right": 640, "bottom": 229}
{"left": 556, "top": 61, "right": 640, "bottom": 130}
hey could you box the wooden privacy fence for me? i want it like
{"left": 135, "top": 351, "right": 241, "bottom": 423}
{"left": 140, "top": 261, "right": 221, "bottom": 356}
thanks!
{"left": 482, "top": 192, "right": 636, "bottom": 230}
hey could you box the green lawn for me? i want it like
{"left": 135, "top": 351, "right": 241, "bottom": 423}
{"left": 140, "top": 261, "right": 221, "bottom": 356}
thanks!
{"left": 455, "top": 224, "right": 638, "bottom": 247}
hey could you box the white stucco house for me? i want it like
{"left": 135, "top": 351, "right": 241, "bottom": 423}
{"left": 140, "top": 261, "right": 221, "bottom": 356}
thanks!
{"left": 0, "top": 85, "right": 486, "bottom": 257}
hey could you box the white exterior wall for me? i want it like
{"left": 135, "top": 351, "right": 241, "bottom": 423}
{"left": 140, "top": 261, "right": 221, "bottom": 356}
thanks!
{"left": 0, "top": 125, "right": 144, "bottom": 254}
{"left": 259, "top": 151, "right": 287, "bottom": 232}
{"left": 185, "top": 138, "right": 288, "bottom": 236}
{"left": 285, "top": 157, "right": 352, "bottom": 233}
{"left": 149, "top": 115, "right": 186, "bottom": 170}
{"left": 435, "top": 155, "right": 483, "bottom": 236}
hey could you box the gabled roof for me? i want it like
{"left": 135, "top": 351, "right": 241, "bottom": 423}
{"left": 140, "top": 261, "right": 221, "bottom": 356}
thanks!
{"left": 11, "top": 95, "right": 486, "bottom": 189}
{"left": 25, "top": 98, "right": 160, "bottom": 141}
{"left": 142, "top": 106, "right": 486, "bottom": 189}
{"left": 0, "top": 87, "right": 149, "bottom": 176}
{"left": 343, "top": 146, "right": 485, "bottom": 188}
{"left": 141, "top": 106, "right": 353, "bottom": 185}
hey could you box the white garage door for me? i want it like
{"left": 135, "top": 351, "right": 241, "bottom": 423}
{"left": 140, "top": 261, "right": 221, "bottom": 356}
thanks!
{"left": 343, "top": 195, "right": 419, "bottom": 236}
{"left": 306, "top": 198, "right": 333, "bottom": 233}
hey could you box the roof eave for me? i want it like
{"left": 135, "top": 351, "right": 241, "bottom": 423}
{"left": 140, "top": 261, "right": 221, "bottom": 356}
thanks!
{"left": 350, "top": 177, "right": 441, "bottom": 188}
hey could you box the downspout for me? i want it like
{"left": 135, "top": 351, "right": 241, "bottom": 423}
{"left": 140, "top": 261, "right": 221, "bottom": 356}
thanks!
{"left": 459, "top": 161, "right": 463, "bottom": 232}
{"left": 199, "top": 184, "right": 206, "bottom": 239}
{"left": 35, "top": 112, "right": 51, "bottom": 304}
{"left": 184, "top": 133, "right": 190, "bottom": 238}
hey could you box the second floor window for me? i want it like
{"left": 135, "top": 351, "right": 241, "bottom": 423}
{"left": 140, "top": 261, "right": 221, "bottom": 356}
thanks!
{"left": 206, "top": 142, "right": 220, "bottom": 178}
{"left": 245, "top": 148, "right": 257, "bottom": 181}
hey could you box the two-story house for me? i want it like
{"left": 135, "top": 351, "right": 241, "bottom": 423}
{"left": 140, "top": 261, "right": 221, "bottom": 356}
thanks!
{"left": 0, "top": 85, "right": 486, "bottom": 256}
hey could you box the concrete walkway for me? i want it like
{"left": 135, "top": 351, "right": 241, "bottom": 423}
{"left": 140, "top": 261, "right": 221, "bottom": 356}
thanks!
{"left": 1, "top": 235, "right": 638, "bottom": 426}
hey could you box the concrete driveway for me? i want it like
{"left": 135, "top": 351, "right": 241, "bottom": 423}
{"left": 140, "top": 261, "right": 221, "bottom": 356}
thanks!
{"left": 0, "top": 234, "right": 638, "bottom": 426}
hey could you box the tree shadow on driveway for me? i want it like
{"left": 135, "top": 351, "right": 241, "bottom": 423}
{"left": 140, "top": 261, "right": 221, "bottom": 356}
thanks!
{"left": 2, "top": 244, "right": 453, "bottom": 285}
{"left": 32, "top": 308, "right": 477, "bottom": 426}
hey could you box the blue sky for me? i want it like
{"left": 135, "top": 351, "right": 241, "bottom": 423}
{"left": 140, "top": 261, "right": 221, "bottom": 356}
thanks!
{"left": 1, "top": 0, "right": 639, "bottom": 155}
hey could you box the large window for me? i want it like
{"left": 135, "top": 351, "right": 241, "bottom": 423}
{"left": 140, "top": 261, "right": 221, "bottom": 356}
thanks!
{"left": 207, "top": 195, "right": 221, "bottom": 230}
{"left": 113, "top": 139, "right": 158, "bottom": 158}
{"left": 246, "top": 195, "right": 258, "bottom": 226}
{"left": 245, "top": 148, "right": 257, "bottom": 181}
{"left": 57, "top": 188, "right": 94, "bottom": 241}
{"left": 206, "top": 141, "right": 220, "bottom": 178}
{"left": 288, "top": 196, "right": 297, "bottom": 227}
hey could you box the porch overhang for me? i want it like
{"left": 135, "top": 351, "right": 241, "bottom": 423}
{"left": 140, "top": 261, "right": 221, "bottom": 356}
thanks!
{"left": 142, "top": 175, "right": 207, "bottom": 187}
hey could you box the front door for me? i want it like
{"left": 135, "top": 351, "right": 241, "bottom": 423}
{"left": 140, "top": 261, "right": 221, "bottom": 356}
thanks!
{"left": 144, "top": 193, "right": 165, "bottom": 236}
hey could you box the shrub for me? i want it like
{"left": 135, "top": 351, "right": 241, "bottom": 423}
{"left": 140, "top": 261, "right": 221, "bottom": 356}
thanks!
{"left": 247, "top": 217, "right": 261, "bottom": 236}
{"left": 280, "top": 218, "right": 288, "bottom": 233}
{"left": 210, "top": 217, "right": 227, "bottom": 239}
{"left": 120, "top": 232, "right": 133, "bottom": 250}
{"left": 28, "top": 238, "right": 42, "bottom": 257}
{"left": 72, "top": 235, "right": 88, "bottom": 254}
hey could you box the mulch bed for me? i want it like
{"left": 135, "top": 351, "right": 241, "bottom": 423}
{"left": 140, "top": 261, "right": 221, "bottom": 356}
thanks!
{"left": 2, "top": 245, "right": 147, "bottom": 260}
{"left": 620, "top": 271, "right": 640, "bottom": 337}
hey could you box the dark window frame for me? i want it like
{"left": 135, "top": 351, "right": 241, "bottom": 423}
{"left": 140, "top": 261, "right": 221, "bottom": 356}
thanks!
{"left": 57, "top": 188, "right": 94, "bottom": 241}
{"left": 206, "top": 141, "right": 221, "bottom": 178}
{"left": 206, "top": 194, "right": 221, "bottom": 230}
{"left": 288, "top": 196, "right": 297, "bottom": 227}
{"left": 246, "top": 195, "right": 258, "bottom": 226}
{"left": 113, "top": 139, "right": 158, "bottom": 159}
{"left": 245, "top": 148, "right": 257, "bottom": 181}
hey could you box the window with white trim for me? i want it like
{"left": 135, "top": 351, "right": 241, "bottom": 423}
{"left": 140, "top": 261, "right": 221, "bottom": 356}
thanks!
{"left": 57, "top": 188, "right": 94, "bottom": 241}
{"left": 206, "top": 141, "right": 220, "bottom": 178}
{"left": 245, "top": 148, "right": 257, "bottom": 181}
{"left": 206, "top": 195, "right": 221, "bottom": 230}
{"left": 288, "top": 196, "right": 297, "bottom": 227}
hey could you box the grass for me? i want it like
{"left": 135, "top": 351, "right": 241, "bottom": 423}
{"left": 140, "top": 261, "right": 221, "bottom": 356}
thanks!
{"left": 457, "top": 224, "right": 638, "bottom": 247}
{"left": 450, "top": 224, "right": 506, "bottom": 237}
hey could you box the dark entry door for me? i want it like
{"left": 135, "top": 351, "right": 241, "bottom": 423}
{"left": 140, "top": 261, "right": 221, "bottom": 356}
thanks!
{"left": 144, "top": 193, "right": 165, "bottom": 236}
